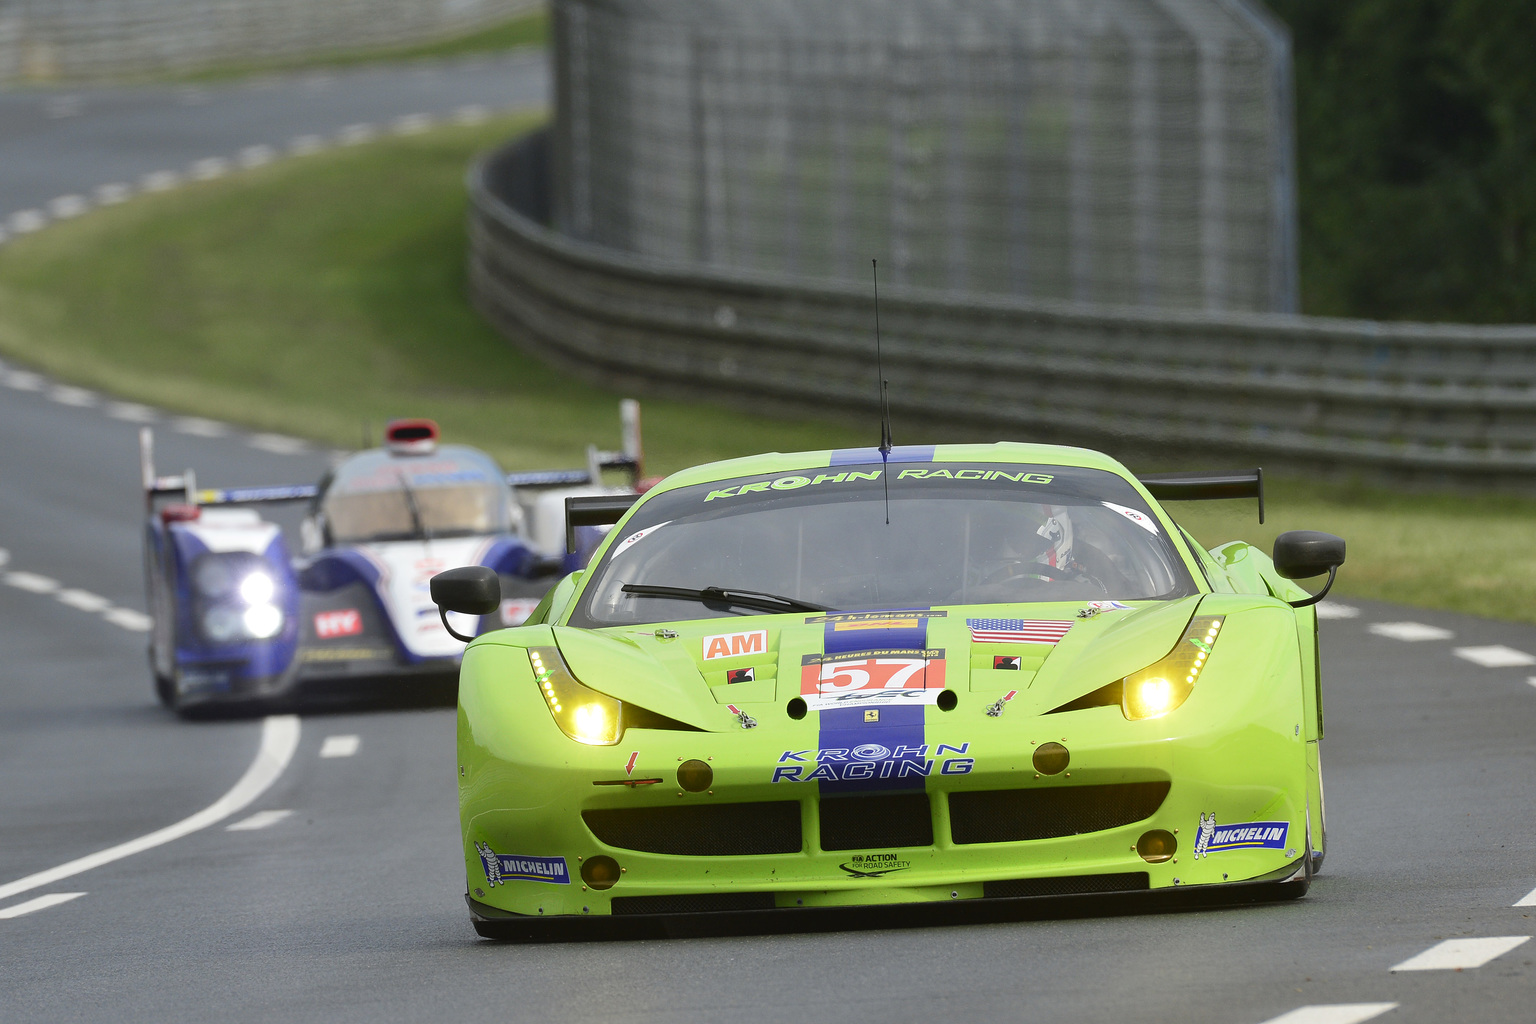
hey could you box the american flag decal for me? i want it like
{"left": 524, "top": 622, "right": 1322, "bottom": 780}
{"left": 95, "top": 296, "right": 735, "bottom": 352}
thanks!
{"left": 967, "top": 618, "right": 1073, "bottom": 645}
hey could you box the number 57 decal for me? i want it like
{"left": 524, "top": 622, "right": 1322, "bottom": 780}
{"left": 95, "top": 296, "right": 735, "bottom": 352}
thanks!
{"left": 800, "top": 652, "right": 947, "bottom": 709}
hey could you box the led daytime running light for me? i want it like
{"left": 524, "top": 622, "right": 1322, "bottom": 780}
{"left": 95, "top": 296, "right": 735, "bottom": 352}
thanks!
{"left": 1121, "top": 615, "right": 1225, "bottom": 721}
{"left": 527, "top": 646, "right": 623, "bottom": 745}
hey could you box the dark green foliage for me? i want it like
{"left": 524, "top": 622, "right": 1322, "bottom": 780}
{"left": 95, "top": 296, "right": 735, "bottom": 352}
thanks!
{"left": 1271, "top": 0, "right": 1536, "bottom": 322}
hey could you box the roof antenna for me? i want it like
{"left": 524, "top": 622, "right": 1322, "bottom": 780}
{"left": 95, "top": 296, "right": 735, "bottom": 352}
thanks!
{"left": 873, "top": 259, "right": 892, "bottom": 524}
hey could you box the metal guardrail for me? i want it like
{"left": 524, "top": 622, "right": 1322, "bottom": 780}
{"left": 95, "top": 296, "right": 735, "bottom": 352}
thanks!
{"left": 470, "top": 130, "right": 1536, "bottom": 487}
{"left": 0, "top": 0, "right": 539, "bottom": 80}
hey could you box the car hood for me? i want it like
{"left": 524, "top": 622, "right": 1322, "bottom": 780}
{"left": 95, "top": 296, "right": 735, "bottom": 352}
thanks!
{"left": 549, "top": 597, "right": 1209, "bottom": 730}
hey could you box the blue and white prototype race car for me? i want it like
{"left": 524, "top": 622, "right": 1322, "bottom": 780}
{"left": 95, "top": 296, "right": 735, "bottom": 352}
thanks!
{"left": 141, "top": 404, "right": 644, "bottom": 713}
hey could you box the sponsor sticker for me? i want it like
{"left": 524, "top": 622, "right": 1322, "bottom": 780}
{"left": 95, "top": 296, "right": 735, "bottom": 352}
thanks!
{"left": 726, "top": 667, "right": 755, "bottom": 684}
{"left": 840, "top": 852, "right": 911, "bottom": 878}
{"left": 799, "top": 650, "right": 946, "bottom": 709}
{"left": 993, "top": 656, "right": 1021, "bottom": 670}
{"left": 473, "top": 842, "right": 570, "bottom": 885}
{"left": 771, "top": 740, "right": 973, "bottom": 784}
{"left": 703, "top": 629, "right": 768, "bottom": 661}
{"left": 612, "top": 521, "right": 671, "bottom": 558}
{"left": 1102, "top": 501, "right": 1159, "bottom": 534}
{"left": 1192, "top": 813, "right": 1289, "bottom": 858}
{"left": 314, "top": 609, "right": 363, "bottom": 639}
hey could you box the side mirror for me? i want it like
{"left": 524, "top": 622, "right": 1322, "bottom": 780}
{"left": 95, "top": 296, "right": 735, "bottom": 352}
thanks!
{"left": 1272, "top": 531, "right": 1345, "bottom": 608}
{"left": 430, "top": 566, "right": 501, "bottom": 642}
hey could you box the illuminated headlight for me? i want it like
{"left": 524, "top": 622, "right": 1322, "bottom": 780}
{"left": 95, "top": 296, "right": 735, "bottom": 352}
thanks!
{"left": 527, "top": 646, "right": 622, "bottom": 745}
{"left": 243, "top": 603, "right": 284, "bottom": 639}
{"left": 238, "top": 571, "right": 276, "bottom": 605}
{"left": 1121, "top": 615, "right": 1225, "bottom": 721}
{"left": 192, "top": 554, "right": 287, "bottom": 643}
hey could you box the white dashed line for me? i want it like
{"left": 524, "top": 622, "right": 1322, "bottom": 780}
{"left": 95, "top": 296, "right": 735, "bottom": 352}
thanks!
{"left": 106, "top": 402, "right": 159, "bottom": 423}
{"left": 7, "top": 209, "right": 47, "bottom": 234}
{"left": 140, "top": 170, "right": 182, "bottom": 192}
{"left": 1257, "top": 1005, "right": 1398, "bottom": 1024}
{"left": 453, "top": 104, "right": 490, "bottom": 125}
{"left": 94, "top": 183, "right": 132, "bottom": 205}
{"left": 56, "top": 589, "right": 111, "bottom": 613}
{"left": 226, "top": 809, "right": 294, "bottom": 832}
{"left": 48, "top": 384, "right": 97, "bottom": 407}
{"left": 0, "top": 892, "right": 87, "bottom": 920}
{"left": 239, "top": 144, "right": 277, "bottom": 168}
{"left": 0, "top": 716, "right": 300, "bottom": 904}
{"left": 1368, "top": 621, "right": 1453, "bottom": 642}
{"left": 173, "top": 416, "right": 228, "bottom": 437}
{"left": 48, "top": 194, "right": 89, "bottom": 219}
{"left": 0, "top": 548, "right": 9, "bottom": 568}
{"left": 1313, "top": 602, "right": 1359, "bottom": 620}
{"left": 4, "top": 370, "right": 44, "bottom": 390}
{"left": 1452, "top": 645, "right": 1536, "bottom": 668}
{"left": 5, "top": 572, "right": 60, "bottom": 595}
{"left": 102, "top": 608, "right": 153, "bottom": 632}
{"left": 337, "top": 122, "right": 377, "bottom": 145}
{"left": 392, "top": 113, "right": 433, "bottom": 135}
{"left": 1389, "top": 935, "right": 1530, "bottom": 971}
{"left": 319, "top": 734, "right": 360, "bottom": 758}
{"left": 44, "top": 95, "right": 83, "bottom": 119}
{"left": 190, "top": 157, "right": 230, "bottom": 180}
{"left": 1515, "top": 887, "right": 1536, "bottom": 907}
{"left": 249, "top": 433, "right": 307, "bottom": 454}
{"left": 289, "top": 134, "right": 326, "bottom": 155}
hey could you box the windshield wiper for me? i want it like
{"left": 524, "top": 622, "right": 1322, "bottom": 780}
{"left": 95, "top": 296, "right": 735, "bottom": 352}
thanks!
{"left": 397, "top": 470, "right": 429, "bottom": 541}
{"left": 620, "top": 584, "right": 833, "bottom": 614}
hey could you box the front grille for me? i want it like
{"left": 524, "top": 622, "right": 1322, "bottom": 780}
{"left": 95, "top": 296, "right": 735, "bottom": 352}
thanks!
{"left": 582, "top": 801, "right": 801, "bottom": 856}
{"left": 949, "top": 781, "right": 1170, "bottom": 845}
{"left": 610, "top": 892, "right": 777, "bottom": 915}
{"left": 983, "top": 872, "right": 1149, "bottom": 899}
{"left": 819, "top": 793, "right": 933, "bottom": 851}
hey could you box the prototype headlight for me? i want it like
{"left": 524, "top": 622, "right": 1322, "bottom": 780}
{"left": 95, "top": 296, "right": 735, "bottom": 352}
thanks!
{"left": 1121, "top": 615, "right": 1225, "bottom": 721}
{"left": 191, "top": 554, "right": 285, "bottom": 643}
{"left": 527, "top": 645, "right": 623, "bottom": 745}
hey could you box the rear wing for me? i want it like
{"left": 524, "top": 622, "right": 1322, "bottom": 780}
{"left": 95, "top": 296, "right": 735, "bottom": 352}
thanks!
{"left": 1138, "top": 468, "right": 1264, "bottom": 524}
{"left": 565, "top": 494, "right": 640, "bottom": 553}
{"left": 139, "top": 427, "right": 315, "bottom": 513}
{"left": 507, "top": 399, "right": 645, "bottom": 491}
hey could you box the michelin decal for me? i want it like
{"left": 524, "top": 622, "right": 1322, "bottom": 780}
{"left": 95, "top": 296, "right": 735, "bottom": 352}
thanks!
{"left": 1192, "top": 813, "right": 1289, "bottom": 859}
{"left": 474, "top": 842, "right": 571, "bottom": 885}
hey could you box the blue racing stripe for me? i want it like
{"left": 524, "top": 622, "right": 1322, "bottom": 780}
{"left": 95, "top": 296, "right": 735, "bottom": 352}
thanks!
{"left": 828, "top": 445, "right": 936, "bottom": 466}
{"left": 824, "top": 617, "right": 929, "bottom": 654}
{"left": 814, "top": 705, "right": 929, "bottom": 794}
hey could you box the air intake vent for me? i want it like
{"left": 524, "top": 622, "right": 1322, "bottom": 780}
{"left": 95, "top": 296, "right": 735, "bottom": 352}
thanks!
{"left": 819, "top": 793, "right": 933, "bottom": 851}
{"left": 983, "top": 873, "right": 1149, "bottom": 899}
{"left": 949, "top": 781, "right": 1170, "bottom": 845}
{"left": 610, "top": 892, "right": 777, "bottom": 915}
{"left": 582, "top": 802, "right": 801, "bottom": 856}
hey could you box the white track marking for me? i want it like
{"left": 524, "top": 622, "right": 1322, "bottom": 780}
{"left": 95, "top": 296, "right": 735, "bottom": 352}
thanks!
{"left": 1368, "top": 621, "right": 1453, "bottom": 642}
{"left": 94, "top": 183, "right": 132, "bottom": 205}
{"left": 1389, "top": 936, "right": 1530, "bottom": 971}
{"left": 226, "top": 809, "right": 293, "bottom": 831}
{"left": 453, "top": 104, "right": 490, "bottom": 125}
{"left": 44, "top": 95, "right": 83, "bottom": 119}
{"left": 102, "top": 608, "right": 153, "bottom": 632}
{"left": 56, "top": 589, "right": 111, "bottom": 613}
{"left": 8, "top": 209, "right": 47, "bottom": 234}
{"left": 173, "top": 416, "right": 228, "bottom": 437}
{"left": 249, "top": 433, "right": 307, "bottom": 454}
{"left": 48, "top": 194, "right": 89, "bottom": 219}
{"left": 5, "top": 572, "right": 60, "bottom": 594}
{"left": 0, "top": 716, "right": 300, "bottom": 903}
{"left": 4, "top": 370, "right": 44, "bottom": 391}
{"left": 319, "top": 734, "right": 360, "bottom": 758}
{"left": 1257, "top": 1005, "right": 1398, "bottom": 1024}
{"left": 190, "top": 157, "right": 230, "bottom": 180}
{"left": 337, "top": 122, "right": 377, "bottom": 145}
{"left": 106, "top": 401, "right": 159, "bottom": 423}
{"left": 1453, "top": 645, "right": 1536, "bottom": 668}
{"left": 1515, "top": 887, "right": 1536, "bottom": 907}
{"left": 392, "top": 113, "right": 433, "bottom": 135}
{"left": 49, "top": 384, "right": 97, "bottom": 407}
{"left": 238, "top": 144, "right": 276, "bottom": 168}
{"left": 140, "top": 170, "right": 182, "bottom": 192}
{"left": 1313, "top": 602, "right": 1359, "bottom": 620}
{"left": 289, "top": 134, "right": 325, "bottom": 155}
{"left": 0, "top": 892, "right": 87, "bottom": 920}
{"left": 0, "top": 548, "right": 9, "bottom": 568}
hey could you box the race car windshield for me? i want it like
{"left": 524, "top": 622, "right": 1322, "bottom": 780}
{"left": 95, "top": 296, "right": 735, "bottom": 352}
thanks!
{"left": 321, "top": 446, "right": 512, "bottom": 544}
{"left": 572, "top": 462, "right": 1199, "bottom": 627}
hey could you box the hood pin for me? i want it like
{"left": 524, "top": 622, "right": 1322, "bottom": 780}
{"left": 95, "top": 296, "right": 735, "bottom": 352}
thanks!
{"left": 985, "top": 689, "right": 1018, "bottom": 718}
{"left": 654, "top": 628, "right": 679, "bottom": 640}
{"left": 726, "top": 703, "right": 757, "bottom": 729}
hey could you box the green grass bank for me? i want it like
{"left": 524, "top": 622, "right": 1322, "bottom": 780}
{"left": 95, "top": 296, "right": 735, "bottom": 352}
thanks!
{"left": 1, "top": 116, "right": 1532, "bottom": 623}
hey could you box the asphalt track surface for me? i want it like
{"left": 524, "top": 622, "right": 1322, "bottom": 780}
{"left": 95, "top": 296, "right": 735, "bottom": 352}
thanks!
{"left": 2, "top": 59, "right": 1534, "bottom": 1024}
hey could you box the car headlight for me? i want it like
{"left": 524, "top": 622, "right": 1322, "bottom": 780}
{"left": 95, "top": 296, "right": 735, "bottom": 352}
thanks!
{"left": 1121, "top": 615, "right": 1225, "bottom": 721}
{"left": 527, "top": 646, "right": 622, "bottom": 745}
{"left": 192, "top": 554, "right": 286, "bottom": 643}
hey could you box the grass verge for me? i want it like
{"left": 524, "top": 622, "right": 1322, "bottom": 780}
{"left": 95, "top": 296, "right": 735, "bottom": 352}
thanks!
{"left": 1, "top": 115, "right": 1533, "bottom": 623}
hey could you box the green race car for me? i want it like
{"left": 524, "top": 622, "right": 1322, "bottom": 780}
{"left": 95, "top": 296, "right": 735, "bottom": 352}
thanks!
{"left": 432, "top": 442, "right": 1345, "bottom": 937}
